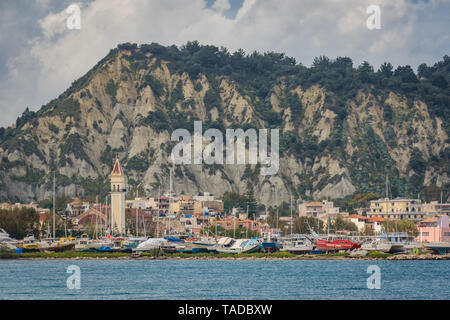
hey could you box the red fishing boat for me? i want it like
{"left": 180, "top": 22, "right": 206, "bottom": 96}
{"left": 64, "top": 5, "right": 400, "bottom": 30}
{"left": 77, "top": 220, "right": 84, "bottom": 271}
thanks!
{"left": 315, "top": 237, "right": 361, "bottom": 251}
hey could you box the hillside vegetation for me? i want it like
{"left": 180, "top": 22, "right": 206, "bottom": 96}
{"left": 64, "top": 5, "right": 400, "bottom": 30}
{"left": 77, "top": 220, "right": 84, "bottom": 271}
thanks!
{"left": 0, "top": 41, "right": 448, "bottom": 205}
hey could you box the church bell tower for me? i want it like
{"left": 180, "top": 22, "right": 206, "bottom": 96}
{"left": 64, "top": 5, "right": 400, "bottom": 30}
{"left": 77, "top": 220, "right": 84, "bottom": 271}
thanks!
{"left": 110, "top": 158, "right": 126, "bottom": 235}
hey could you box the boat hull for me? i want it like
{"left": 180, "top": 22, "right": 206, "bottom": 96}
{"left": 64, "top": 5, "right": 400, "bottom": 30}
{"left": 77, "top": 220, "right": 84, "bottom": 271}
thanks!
{"left": 315, "top": 239, "right": 360, "bottom": 252}
{"left": 216, "top": 243, "right": 261, "bottom": 254}
{"left": 424, "top": 243, "right": 450, "bottom": 255}
{"left": 280, "top": 245, "right": 314, "bottom": 254}
{"left": 360, "top": 243, "right": 392, "bottom": 253}
{"left": 389, "top": 244, "right": 405, "bottom": 253}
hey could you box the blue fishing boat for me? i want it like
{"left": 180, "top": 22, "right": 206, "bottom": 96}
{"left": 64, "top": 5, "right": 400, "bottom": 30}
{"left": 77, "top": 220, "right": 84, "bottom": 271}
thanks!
{"left": 424, "top": 242, "right": 450, "bottom": 255}
{"left": 97, "top": 246, "right": 113, "bottom": 252}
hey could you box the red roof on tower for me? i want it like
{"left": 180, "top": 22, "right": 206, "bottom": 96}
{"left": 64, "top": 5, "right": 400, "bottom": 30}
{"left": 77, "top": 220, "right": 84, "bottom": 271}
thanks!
{"left": 111, "top": 158, "right": 123, "bottom": 176}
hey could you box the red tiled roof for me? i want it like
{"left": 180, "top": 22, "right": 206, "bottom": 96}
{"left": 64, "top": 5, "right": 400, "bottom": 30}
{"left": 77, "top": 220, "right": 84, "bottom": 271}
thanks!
{"left": 368, "top": 217, "right": 385, "bottom": 222}
{"left": 306, "top": 202, "right": 322, "bottom": 207}
{"left": 346, "top": 214, "right": 369, "bottom": 220}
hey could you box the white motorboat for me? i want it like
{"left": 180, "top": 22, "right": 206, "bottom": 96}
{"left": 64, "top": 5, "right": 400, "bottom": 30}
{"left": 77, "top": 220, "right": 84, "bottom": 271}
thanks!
{"left": 0, "top": 228, "right": 14, "bottom": 242}
{"left": 216, "top": 237, "right": 261, "bottom": 254}
{"left": 133, "top": 238, "right": 168, "bottom": 252}
{"left": 280, "top": 236, "right": 314, "bottom": 254}
{"left": 361, "top": 239, "right": 392, "bottom": 253}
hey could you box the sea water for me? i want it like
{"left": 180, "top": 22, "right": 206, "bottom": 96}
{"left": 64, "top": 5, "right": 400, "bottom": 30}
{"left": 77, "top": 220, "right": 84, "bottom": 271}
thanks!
{"left": 0, "top": 260, "right": 448, "bottom": 299}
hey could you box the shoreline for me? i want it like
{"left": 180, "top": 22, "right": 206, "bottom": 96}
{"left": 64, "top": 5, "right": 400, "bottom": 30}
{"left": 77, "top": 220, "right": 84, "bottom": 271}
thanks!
{"left": 1, "top": 252, "right": 449, "bottom": 261}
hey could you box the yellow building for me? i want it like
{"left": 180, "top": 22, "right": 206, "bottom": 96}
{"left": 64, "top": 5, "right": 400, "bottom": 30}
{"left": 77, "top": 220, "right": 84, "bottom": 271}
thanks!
{"left": 172, "top": 196, "right": 196, "bottom": 216}
{"left": 110, "top": 158, "right": 126, "bottom": 234}
{"left": 367, "top": 198, "right": 427, "bottom": 221}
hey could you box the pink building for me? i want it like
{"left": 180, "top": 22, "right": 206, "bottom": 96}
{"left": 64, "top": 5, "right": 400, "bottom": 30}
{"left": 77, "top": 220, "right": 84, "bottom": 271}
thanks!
{"left": 416, "top": 215, "right": 450, "bottom": 243}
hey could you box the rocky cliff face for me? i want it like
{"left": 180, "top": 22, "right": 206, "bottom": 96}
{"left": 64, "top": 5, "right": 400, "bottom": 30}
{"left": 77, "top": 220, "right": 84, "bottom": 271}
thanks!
{"left": 0, "top": 43, "right": 448, "bottom": 205}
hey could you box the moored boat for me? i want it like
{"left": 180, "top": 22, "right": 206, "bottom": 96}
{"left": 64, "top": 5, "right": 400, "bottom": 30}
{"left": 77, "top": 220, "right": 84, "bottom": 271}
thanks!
{"left": 361, "top": 239, "right": 392, "bottom": 253}
{"left": 216, "top": 237, "right": 261, "bottom": 254}
{"left": 280, "top": 236, "right": 314, "bottom": 254}
{"left": 314, "top": 236, "right": 360, "bottom": 252}
{"left": 133, "top": 238, "right": 168, "bottom": 252}
{"left": 423, "top": 242, "right": 450, "bottom": 255}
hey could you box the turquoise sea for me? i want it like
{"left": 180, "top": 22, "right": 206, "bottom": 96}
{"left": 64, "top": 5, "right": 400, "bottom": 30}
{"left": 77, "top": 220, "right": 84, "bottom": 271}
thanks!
{"left": 0, "top": 260, "right": 448, "bottom": 299}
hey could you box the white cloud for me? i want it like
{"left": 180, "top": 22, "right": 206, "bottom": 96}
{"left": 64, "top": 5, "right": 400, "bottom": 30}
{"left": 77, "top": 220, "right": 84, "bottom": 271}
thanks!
{"left": 0, "top": 0, "right": 448, "bottom": 127}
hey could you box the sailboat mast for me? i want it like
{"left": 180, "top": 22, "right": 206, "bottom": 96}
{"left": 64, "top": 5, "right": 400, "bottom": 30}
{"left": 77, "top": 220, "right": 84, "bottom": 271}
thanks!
{"left": 385, "top": 175, "right": 389, "bottom": 199}
{"left": 95, "top": 195, "right": 98, "bottom": 239}
{"left": 168, "top": 167, "right": 172, "bottom": 236}
{"left": 246, "top": 205, "right": 249, "bottom": 238}
{"left": 157, "top": 185, "right": 160, "bottom": 238}
{"left": 52, "top": 172, "right": 56, "bottom": 240}
{"left": 276, "top": 188, "right": 279, "bottom": 231}
{"left": 290, "top": 194, "right": 293, "bottom": 241}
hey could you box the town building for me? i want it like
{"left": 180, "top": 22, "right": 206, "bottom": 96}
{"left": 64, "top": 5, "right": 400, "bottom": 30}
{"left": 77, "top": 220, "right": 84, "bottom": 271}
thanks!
{"left": 193, "top": 192, "right": 215, "bottom": 202}
{"left": 66, "top": 195, "right": 89, "bottom": 216}
{"left": 110, "top": 158, "right": 126, "bottom": 234}
{"left": 367, "top": 198, "right": 428, "bottom": 221}
{"left": 417, "top": 215, "right": 450, "bottom": 242}
{"left": 298, "top": 200, "right": 339, "bottom": 218}
{"left": 422, "top": 201, "right": 450, "bottom": 217}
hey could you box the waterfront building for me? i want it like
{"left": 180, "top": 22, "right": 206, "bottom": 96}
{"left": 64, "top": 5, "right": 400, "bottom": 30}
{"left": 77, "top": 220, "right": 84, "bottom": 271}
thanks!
{"left": 193, "top": 192, "right": 215, "bottom": 202}
{"left": 344, "top": 215, "right": 370, "bottom": 232}
{"left": 298, "top": 200, "right": 340, "bottom": 218}
{"left": 422, "top": 201, "right": 450, "bottom": 217}
{"left": 147, "top": 196, "right": 170, "bottom": 215}
{"left": 110, "top": 158, "right": 126, "bottom": 235}
{"left": 211, "top": 217, "right": 262, "bottom": 231}
{"left": 367, "top": 197, "right": 428, "bottom": 221}
{"left": 365, "top": 217, "right": 385, "bottom": 233}
{"left": 0, "top": 202, "right": 39, "bottom": 211}
{"left": 66, "top": 194, "right": 89, "bottom": 216}
{"left": 194, "top": 200, "right": 224, "bottom": 215}
{"left": 417, "top": 215, "right": 450, "bottom": 242}
{"left": 172, "top": 195, "right": 196, "bottom": 216}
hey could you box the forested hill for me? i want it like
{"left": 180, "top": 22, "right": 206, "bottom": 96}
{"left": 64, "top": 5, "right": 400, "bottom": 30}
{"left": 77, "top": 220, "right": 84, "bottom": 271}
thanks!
{"left": 0, "top": 41, "right": 448, "bottom": 205}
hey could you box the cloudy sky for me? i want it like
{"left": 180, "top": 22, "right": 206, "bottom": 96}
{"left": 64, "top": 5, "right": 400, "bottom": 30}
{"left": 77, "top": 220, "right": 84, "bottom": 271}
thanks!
{"left": 0, "top": 0, "right": 448, "bottom": 127}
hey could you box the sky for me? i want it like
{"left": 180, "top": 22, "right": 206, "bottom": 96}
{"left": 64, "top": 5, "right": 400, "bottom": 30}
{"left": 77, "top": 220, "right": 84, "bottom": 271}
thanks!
{"left": 0, "top": 0, "right": 449, "bottom": 128}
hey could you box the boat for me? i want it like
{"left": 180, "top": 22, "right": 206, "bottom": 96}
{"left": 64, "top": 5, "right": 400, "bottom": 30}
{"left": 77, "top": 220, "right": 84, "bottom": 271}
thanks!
{"left": 260, "top": 241, "right": 280, "bottom": 253}
{"left": 314, "top": 236, "right": 360, "bottom": 252}
{"left": 46, "top": 242, "right": 75, "bottom": 252}
{"left": 0, "top": 228, "right": 13, "bottom": 242}
{"left": 361, "top": 239, "right": 392, "bottom": 253}
{"left": 180, "top": 238, "right": 217, "bottom": 253}
{"left": 0, "top": 229, "right": 17, "bottom": 250}
{"left": 75, "top": 234, "right": 92, "bottom": 251}
{"left": 38, "top": 237, "right": 76, "bottom": 252}
{"left": 133, "top": 238, "right": 168, "bottom": 252}
{"left": 423, "top": 242, "right": 450, "bottom": 255}
{"left": 216, "top": 237, "right": 262, "bottom": 254}
{"left": 18, "top": 236, "right": 40, "bottom": 253}
{"left": 382, "top": 232, "right": 410, "bottom": 253}
{"left": 281, "top": 236, "right": 314, "bottom": 254}
{"left": 122, "top": 237, "right": 146, "bottom": 249}
{"left": 190, "top": 236, "right": 218, "bottom": 253}
{"left": 97, "top": 246, "right": 114, "bottom": 253}
{"left": 160, "top": 237, "right": 186, "bottom": 253}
